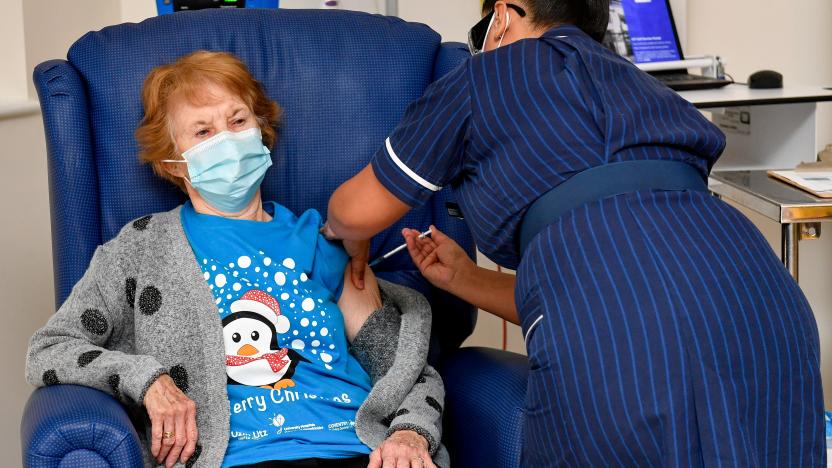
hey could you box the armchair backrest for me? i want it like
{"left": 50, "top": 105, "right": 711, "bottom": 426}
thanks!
{"left": 34, "top": 8, "right": 476, "bottom": 361}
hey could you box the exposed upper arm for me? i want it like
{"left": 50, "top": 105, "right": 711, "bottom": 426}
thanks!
{"left": 327, "top": 164, "right": 411, "bottom": 241}
{"left": 337, "top": 263, "right": 382, "bottom": 343}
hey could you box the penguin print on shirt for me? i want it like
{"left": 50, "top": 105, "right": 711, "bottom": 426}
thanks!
{"left": 223, "top": 289, "right": 309, "bottom": 390}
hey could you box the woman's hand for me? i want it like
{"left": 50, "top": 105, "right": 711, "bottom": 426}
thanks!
{"left": 144, "top": 374, "right": 198, "bottom": 467}
{"left": 368, "top": 430, "right": 436, "bottom": 468}
{"left": 403, "top": 225, "right": 476, "bottom": 294}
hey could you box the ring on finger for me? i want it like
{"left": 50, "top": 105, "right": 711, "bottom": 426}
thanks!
{"left": 162, "top": 431, "right": 175, "bottom": 440}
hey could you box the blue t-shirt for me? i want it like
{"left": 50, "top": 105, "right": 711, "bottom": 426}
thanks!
{"left": 181, "top": 201, "right": 373, "bottom": 467}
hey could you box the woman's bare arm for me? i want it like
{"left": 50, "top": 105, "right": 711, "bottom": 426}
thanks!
{"left": 337, "top": 264, "right": 382, "bottom": 342}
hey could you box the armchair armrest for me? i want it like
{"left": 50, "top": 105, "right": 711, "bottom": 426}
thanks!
{"left": 441, "top": 347, "right": 528, "bottom": 468}
{"left": 21, "top": 385, "right": 143, "bottom": 467}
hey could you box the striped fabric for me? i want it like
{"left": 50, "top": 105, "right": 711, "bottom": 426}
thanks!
{"left": 517, "top": 191, "right": 824, "bottom": 466}
{"left": 372, "top": 25, "right": 722, "bottom": 270}
{"left": 371, "top": 24, "right": 825, "bottom": 466}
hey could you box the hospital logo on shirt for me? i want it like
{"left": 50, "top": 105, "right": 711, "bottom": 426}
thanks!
{"left": 270, "top": 413, "right": 285, "bottom": 434}
{"left": 327, "top": 420, "right": 356, "bottom": 431}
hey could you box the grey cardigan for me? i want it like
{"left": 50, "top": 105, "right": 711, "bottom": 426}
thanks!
{"left": 26, "top": 207, "right": 450, "bottom": 467}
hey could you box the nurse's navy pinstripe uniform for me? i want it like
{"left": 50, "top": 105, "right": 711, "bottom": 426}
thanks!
{"left": 371, "top": 25, "right": 825, "bottom": 466}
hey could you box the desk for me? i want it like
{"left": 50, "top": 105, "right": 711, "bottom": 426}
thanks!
{"left": 679, "top": 85, "right": 832, "bottom": 171}
{"left": 709, "top": 170, "right": 832, "bottom": 280}
{"left": 679, "top": 84, "right": 832, "bottom": 109}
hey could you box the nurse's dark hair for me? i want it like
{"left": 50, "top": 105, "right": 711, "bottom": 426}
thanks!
{"left": 482, "top": 0, "right": 610, "bottom": 43}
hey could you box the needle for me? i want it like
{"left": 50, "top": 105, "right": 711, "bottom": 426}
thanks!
{"left": 368, "top": 229, "right": 432, "bottom": 267}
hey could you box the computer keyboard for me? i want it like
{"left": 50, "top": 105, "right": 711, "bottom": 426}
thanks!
{"left": 652, "top": 72, "right": 733, "bottom": 91}
{"left": 660, "top": 73, "right": 705, "bottom": 82}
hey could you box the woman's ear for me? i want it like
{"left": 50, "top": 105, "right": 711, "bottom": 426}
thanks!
{"left": 163, "top": 131, "right": 188, "bottom": 180}
{"left": 162, "top": 160, "right": 187, "bottom": 180}
{"left": 159, "top": 146, "right": 189, "bottom": 183}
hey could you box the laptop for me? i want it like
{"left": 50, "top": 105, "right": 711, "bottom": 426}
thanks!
{"left": 603, "top": 0, "right": 732, "bottom": 91}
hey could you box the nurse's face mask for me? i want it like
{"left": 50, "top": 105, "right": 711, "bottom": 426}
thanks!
{"left": 164, "top": 127, "right": 273, "bottom": 213}
{"left": 468, "top": 3, "right": 527, "bottom": 55}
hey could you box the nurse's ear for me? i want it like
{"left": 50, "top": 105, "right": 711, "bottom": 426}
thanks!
{"left": 484, "top": 1, "right": 542, "bottom": 51}
{"left": 490, "top": 1, "right": 510, "bottom": 43}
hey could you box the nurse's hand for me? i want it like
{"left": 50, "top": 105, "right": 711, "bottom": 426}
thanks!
{"left": 343, "top": 239, "right": 370, "bottom": 289}
{"left": 322, "top": 222, "right": 370, "bottom": 290}
{"left": 405, "top": 225, "right": 520, "bottom": 324}
{"left": 368, "top": 430, "right": 436, "bottom": 468}
{"left": 403, "top": 225, "right": 476, "bottom": 293}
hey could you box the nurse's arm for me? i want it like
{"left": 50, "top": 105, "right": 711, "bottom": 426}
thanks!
{"left": 404, "top": 227, "right": 519, "bottom": 325}
{"left": 327, "top": 164, "right": 411, "bottom": 289}
{"left": 327, "top": 164, "right": 411, "bottom": 241}
{"left": 454, "top": 264, "right": 519, "bottom": 325}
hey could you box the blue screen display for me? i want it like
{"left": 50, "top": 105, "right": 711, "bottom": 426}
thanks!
{"left": 604, "top": 0, "right": 682, "bottom": 63}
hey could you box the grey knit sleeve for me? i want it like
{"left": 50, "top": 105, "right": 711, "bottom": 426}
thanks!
{"left": 350, "top": 281, "right": 447, "bottom": 456}
{"left": 25, "top": 231, "right": 167, "bottom": 405}
{"left": 385, "top": 364, "right": 445, "bottom": 456}
{"left": 348, "top": 289, "right": 401, "bottom": 383}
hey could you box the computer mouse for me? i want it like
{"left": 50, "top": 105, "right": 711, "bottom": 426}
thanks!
{"left": 748, "top": 70, "right": 783, "bottom": 89}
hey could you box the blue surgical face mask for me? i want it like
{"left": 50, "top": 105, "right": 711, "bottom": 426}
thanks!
{"left": 165, "top": 127, "right": 273, "bottom": 213}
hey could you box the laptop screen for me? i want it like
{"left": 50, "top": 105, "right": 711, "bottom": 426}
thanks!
{"left": 603, "top": 0, "right": 683, "bottom": 64}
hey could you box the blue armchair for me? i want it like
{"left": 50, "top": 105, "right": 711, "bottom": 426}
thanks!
{"left": 23, "top": 9, "right": 528, "bottom": 467}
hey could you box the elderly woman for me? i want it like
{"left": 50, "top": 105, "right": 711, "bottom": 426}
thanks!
{"left": 26, "top": 51, "right": 447, "bottom": 468}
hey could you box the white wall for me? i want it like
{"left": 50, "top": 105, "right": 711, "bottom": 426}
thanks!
{"left": 279, "top": 0, "right": 480, "bottom": 43}
{"left": 23, "top": 0, "right": 124, "bottom": 98}
{"left": 686, "top": 0, "right": 832, "bottom": 147}
{"left": 398, "top": 0, "right": 479, "bottom": 43}
{"left": 0, "top": 0, "right": 28, "bottom": 100}
{"left": 0, "top": 111, "right": 52, "bottom": 466}
{"left": 280, "top": 0, "right": 385, "bottom": 14}
{"left": 120, "top": 0, "right": 157, "bottom": 24}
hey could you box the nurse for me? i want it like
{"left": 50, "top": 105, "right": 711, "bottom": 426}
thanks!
{"left": 325, "top": 0, "right": 825, "bottom": 465}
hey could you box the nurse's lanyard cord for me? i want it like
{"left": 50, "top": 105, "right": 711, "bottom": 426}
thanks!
{"left": 368, "top": 229, "right": 432, "bottom": 267}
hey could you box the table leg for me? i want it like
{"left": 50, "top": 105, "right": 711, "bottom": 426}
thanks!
{"left": 781, "top": 223, "right": 799, "bottom": 281}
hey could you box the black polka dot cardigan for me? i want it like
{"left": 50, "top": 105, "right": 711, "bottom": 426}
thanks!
{"left": 25, "top": 206, "right": 449, "bottom": 467}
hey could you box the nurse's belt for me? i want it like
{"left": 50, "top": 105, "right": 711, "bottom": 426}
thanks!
{"left": 518, "top": 161, "right": 707, "bottom": 253}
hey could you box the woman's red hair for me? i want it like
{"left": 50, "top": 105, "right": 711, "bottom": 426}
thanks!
{"left": 135, "top": 51, "right": 282, "bottom": 190}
